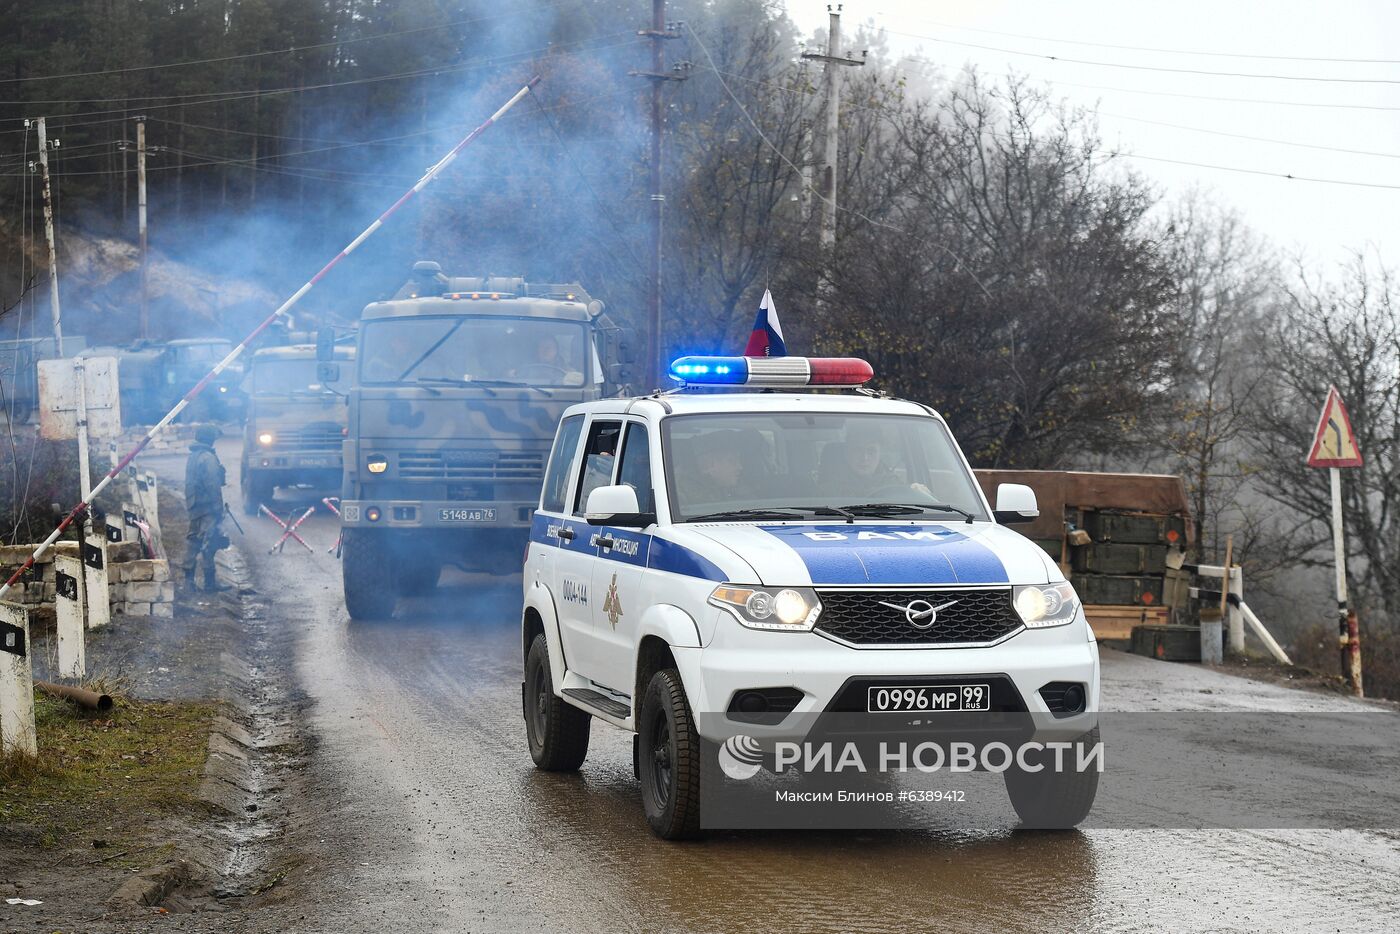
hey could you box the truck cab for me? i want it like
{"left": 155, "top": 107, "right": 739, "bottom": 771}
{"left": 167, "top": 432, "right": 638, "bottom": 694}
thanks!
{"left": 337, "top": 262, "right": 636, "bottom": 619}
{"left": 240, "top": 344, "right": 354, "bottom": 515}
{"left": 165, "top": 338, "right": 246, "bottom": 423}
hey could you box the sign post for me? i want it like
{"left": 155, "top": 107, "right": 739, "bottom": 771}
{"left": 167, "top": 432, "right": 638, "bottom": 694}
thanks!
{"left": 53, "top": 553, "right": 86, "bottom": 679}
{"left": 0, "top": 602, "right": 36, "bottom": 757}
{"left": 1306, "top": 385, "right": 1364, "bottom": 696}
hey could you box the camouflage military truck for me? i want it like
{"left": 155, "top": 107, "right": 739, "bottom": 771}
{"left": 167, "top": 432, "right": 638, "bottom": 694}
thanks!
{"left": 165, "top": 338, "right": 247, "bottom": 423}
{"left": 331, "top": 261, "right": 636, "bottom": 619}
{"left": 240, "top": 343, "right": 355, "bottom": 515}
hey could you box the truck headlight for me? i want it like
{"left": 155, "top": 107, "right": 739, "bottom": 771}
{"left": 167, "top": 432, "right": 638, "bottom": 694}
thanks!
{"left": 709, "top": 585, "right": 821, "bottom": 631}
{"left": 366, "top": 454, "right": 388, "bottom": 474}
{"left": 1013, "top": 582, "right": 1080, "bottom": 629}
{"left": 257, "top": 431, "right": 274, "bottom": 445}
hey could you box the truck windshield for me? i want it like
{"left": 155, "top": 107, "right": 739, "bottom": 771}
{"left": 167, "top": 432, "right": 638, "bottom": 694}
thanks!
{"left": 252, "top": 359, "right": 326, "bottom": 395}
{"left": 179, "top": 343, "right": 230, "bottom": 363}
{"left": 359, "top": 317, "right": 590, "bottom": 388}
{"left": 662, "top": 412, "right": 989, "bottom": 522}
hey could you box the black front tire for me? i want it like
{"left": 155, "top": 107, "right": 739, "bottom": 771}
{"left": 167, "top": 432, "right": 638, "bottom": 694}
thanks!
{"left": 1003, "top": 727, "right": 1101, "bottom": 829}
{"left": 523, "top": 634, "right": 590, "bottom": 771}
{"left": 241, "top": 468, "right": 274, "bottom": 516}
{"left": 342, "top": 528, "right": 398, "bottom": 620}
{"left": 638, "top": 668, "right": 702, "bottom": 840}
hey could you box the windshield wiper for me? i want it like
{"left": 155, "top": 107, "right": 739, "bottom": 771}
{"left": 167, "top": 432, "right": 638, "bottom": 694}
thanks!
{"left": 787, "top": 504, "right": 857, "bottom": 523}
{"left": 685, "top": 508, "right": 806, "bottom": 523}
{"left": 470, "top": 378, "right": 554, "bottom": 397}
{"left": 413, "top": 376, "right": 493, "bottom": 396}
{"left": 401, "top": 379, "right": 443, "bottom": 396}
{"left": 840, "top": 502, "right": 977, "bottom": 524}
{"left": 395, "top": 319, "right": 466, "bottom": 381}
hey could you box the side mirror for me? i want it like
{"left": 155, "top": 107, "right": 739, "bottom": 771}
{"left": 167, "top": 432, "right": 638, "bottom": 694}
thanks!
{"left": 316, "top": 328, "right": 335, "bottom": 362}
{"left": 613, "top": 327, "right": 638, "bottom": 365}
{"left": 317, "top": 362, "right": 341, "bottom": 385}
{"left": 994, "top": 483, "right": 1039, "bottom": 524}
{"left": 585, "top": 484, "right": 654, "bottom": 527}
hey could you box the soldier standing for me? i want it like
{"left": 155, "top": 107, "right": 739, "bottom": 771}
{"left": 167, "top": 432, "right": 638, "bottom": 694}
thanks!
{"left": 183, "top": 424, "right": 227, "bottom": 590}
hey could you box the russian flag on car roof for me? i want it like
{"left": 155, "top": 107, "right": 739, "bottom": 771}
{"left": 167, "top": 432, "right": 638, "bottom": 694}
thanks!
{"left": 743, "top": 289, "right": 787, "bottom": 357}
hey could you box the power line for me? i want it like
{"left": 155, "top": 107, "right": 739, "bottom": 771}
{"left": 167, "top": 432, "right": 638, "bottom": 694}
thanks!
{"left": 0, "top": 6, "right": 574, "bottom": 85}
{"left": 1099, "top": 112, "right": 1400, "bottom": 162}
{"left": 1113, "top": 151, "right": 1400, "bottom": 191}
{"left": 895, "top": 16, "right": 1400, "bottom": 65}
{"left": 0, "top": 31, "right": 635, "bottom": 106}
{"left": 880, "top": 25, "right": 1400, "bottom": 86}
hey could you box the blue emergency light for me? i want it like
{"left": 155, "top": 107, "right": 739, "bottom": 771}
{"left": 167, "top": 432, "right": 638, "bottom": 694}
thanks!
{"left": 668, "top": 355, "right": 874, "bottom": 388}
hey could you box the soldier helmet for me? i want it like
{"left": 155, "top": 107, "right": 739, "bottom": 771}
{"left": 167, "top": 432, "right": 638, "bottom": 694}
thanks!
{"left": 194, "top": 425, "right": 220, "bottom": 446}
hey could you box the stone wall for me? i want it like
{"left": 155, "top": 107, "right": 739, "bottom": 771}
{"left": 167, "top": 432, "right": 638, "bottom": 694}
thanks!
{"left": 0, "top": 541, "right": 174, "bottom": 618}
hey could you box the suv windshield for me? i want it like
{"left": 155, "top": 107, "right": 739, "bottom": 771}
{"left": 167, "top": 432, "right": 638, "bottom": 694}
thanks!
{"left": 178, "top": 342, "right": 229, "bottom": 364}
{"left": 662, "top": 412, "right": 989, "bottom": 522}
{"left": 359, "top": 317, "right": 590, "bottom": 388}
{"left": 252, "top": 359, "right": 326, "bottom": 395}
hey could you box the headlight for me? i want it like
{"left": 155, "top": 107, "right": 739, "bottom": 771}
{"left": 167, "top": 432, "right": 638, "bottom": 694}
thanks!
{"left": 709, "top": 585, "right": 821, "bottom": 631}
{"left": 1013, "top": 582, "right": 1080, "bottom": 628}
{"left": 257, "top": 431, "right": 274, "bottom": 445}
{"left": 366, "top": 454, "right": 388, "bottom": 474}
{"left": 219, "top": 385, "right": 228, "bottom": 393}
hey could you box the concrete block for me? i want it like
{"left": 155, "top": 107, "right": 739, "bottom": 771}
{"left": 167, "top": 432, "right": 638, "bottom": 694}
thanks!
{"left": 41, "top": 582, "right": 55, "bottom": 600}
{"left": 151, "top": 601, "right": 173, "bottom": 619}
{"left": 151, "top": 560, "right": 170, "bottom": 582}
{"left": 127, "top": 581, "right": 163, "bottom": 602}
{"left": 159, "top": 582, "right": 175, "bottom": 603}
{"left": 125, "top": 559, "right": 157, "bottom": 582}
{"left": 125, "top": 601, "right": 151, "bottom": 616}
{"left": 109, "top": 542, "right": 142, "bottom": 562}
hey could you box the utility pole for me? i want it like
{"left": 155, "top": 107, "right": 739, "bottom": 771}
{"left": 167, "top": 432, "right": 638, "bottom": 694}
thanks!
{"left": 802, "top": 5, "right": 865, "bottom": 250}
{"left": 34, "top": 117, "right": 63, "bottom": 357}
{"left": 136, "top": 115, "right": 149, "bottom": 340}
{"left": 631, "top": 0, "right": 688, "bottom": 386}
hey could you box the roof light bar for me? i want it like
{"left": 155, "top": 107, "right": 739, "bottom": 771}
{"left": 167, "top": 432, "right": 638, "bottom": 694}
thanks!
{"left": 668, "top": 355, "right": 873, "bottom": 388}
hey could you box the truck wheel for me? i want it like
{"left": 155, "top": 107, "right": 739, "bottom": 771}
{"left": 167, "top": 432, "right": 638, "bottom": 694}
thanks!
{"left": 1003, "top": 726, "right": 1101, "bottom": 829}
{"left": 523, "top": 634, "right": 590, "bottom": 771}
{"left": 397, "top": 560, "right": 441, "bottom": 596}
{"left": 638, "top": 668, "right": 702, "bottom": 840}
{"left": 241, "top": 469, "right": 273, "bottom": 516}
{"left": 342, "top": 528, "right": 398, "bottom": 620}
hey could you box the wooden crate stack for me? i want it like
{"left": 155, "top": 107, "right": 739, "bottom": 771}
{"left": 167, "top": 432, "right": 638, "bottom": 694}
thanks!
{"left": 1069, "top": 509, "right": 1188, "bottom": 641}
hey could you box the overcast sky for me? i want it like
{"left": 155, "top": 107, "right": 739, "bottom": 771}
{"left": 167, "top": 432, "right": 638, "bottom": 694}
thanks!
{"left": 785, "top": 1, "right": 1400, "bottom": 268}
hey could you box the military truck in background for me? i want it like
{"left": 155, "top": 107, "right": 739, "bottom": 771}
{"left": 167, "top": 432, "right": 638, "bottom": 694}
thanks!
{"left": 0, "top": 336, "right": 87, "bottom": 423}
{"left": 75, "top": 337, "right": 247, "bottom": 425}
{"left": 240, "top": 343, "right": 355, "bottom": 515}
{"left": 329, "top": 261, "right": 637, "bottom": 619}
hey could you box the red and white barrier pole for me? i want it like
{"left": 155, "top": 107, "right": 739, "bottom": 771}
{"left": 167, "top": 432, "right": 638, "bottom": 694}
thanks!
{"left": 0, "top": 76, "right": 541, "bottom": 601}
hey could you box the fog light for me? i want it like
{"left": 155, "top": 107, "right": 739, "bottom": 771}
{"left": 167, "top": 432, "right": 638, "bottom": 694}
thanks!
{"left": 1062, "top": 684, "right": 1085, "bottom": 713}
{"left": 736, "top": 692, "right": 769, "bottom": 714}
{"left": 257, "top": 431, "right": 274, "bottom": 445}
{"left": 367, "top": 454, "right": 388, "bottom": 474}
{"left": 365, "top": 506, "right": 381, "bottom": 522}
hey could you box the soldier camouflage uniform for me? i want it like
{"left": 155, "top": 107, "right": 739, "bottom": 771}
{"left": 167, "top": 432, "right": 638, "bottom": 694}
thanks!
{"left": 183, "top": 427, "right": 227, "bottom": 588}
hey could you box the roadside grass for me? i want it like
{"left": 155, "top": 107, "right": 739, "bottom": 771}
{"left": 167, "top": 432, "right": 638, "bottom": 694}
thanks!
{"left": 0, "top": 692, "right": 219, "bottom": 847}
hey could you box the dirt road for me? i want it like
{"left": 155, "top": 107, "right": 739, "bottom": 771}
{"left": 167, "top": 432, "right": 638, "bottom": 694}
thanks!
{"left": 135, "top": 442, "right": 1400, "bottom": 933}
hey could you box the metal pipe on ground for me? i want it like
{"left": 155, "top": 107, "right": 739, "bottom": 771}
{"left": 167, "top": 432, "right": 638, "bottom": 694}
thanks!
{"left": 36, "top": 680, "right": 114, "bottom": 712}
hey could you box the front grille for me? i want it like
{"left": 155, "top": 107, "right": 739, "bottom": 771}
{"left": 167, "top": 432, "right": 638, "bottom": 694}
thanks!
{"left": 275, "top": 424, "right": 343, "bottom": 452}
{"left": 397, "top": 450, "right": 545, "bottom": 482}
{"left": 814, "top": 588, "right": 1023, "bottom": 647}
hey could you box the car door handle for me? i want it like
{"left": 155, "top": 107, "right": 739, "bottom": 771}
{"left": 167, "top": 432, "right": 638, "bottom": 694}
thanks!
{"left": 596, "top": 535, "right": 615, "bottom": 550}
{"left": 557, "top": 527, "right": 575, "bottom": 542}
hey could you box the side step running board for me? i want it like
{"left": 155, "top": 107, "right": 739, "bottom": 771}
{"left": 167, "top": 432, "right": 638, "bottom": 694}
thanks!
{"left": 562, "top": 687, "right": 631, "bottom": 719}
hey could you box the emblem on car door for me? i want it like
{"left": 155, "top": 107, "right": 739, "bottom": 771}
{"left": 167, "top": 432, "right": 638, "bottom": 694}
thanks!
{"left": 603, "top": 572, "right": 624, "bottom": 629}
{"left": 877, "top": 598, "right": 959, "bottom": 630}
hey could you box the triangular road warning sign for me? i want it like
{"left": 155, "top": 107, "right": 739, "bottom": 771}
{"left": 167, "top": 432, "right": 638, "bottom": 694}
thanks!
{"left": 1307, "top": 385, "right": 1362, "bottom": 468}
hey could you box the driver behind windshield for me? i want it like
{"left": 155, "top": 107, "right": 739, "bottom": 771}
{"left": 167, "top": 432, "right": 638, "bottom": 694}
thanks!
{"left": 818, "top": 423, "right": 931, "bottom": 501}
{"left": 511, "top": 334, "right": 584, "bottom": 386}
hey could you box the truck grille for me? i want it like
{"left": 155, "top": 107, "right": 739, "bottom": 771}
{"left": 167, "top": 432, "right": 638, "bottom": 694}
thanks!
{"left": 397, "top": 450, "right": 545, "bottom": 482}
{"left": 275, "top": 425, "right": 343, "bottom": 452}
{"left": 814, "top": 588, "right": 1023, "bottom": 647}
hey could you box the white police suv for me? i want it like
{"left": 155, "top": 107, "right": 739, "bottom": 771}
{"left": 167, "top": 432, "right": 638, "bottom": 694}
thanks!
{"left": 521, "top": 355, "right": 1099, "bottom": 838}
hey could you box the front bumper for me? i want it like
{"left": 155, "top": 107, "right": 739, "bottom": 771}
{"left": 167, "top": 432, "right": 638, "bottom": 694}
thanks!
{"left": 674, "top": 611, "right": 1100, "bottom": 743}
